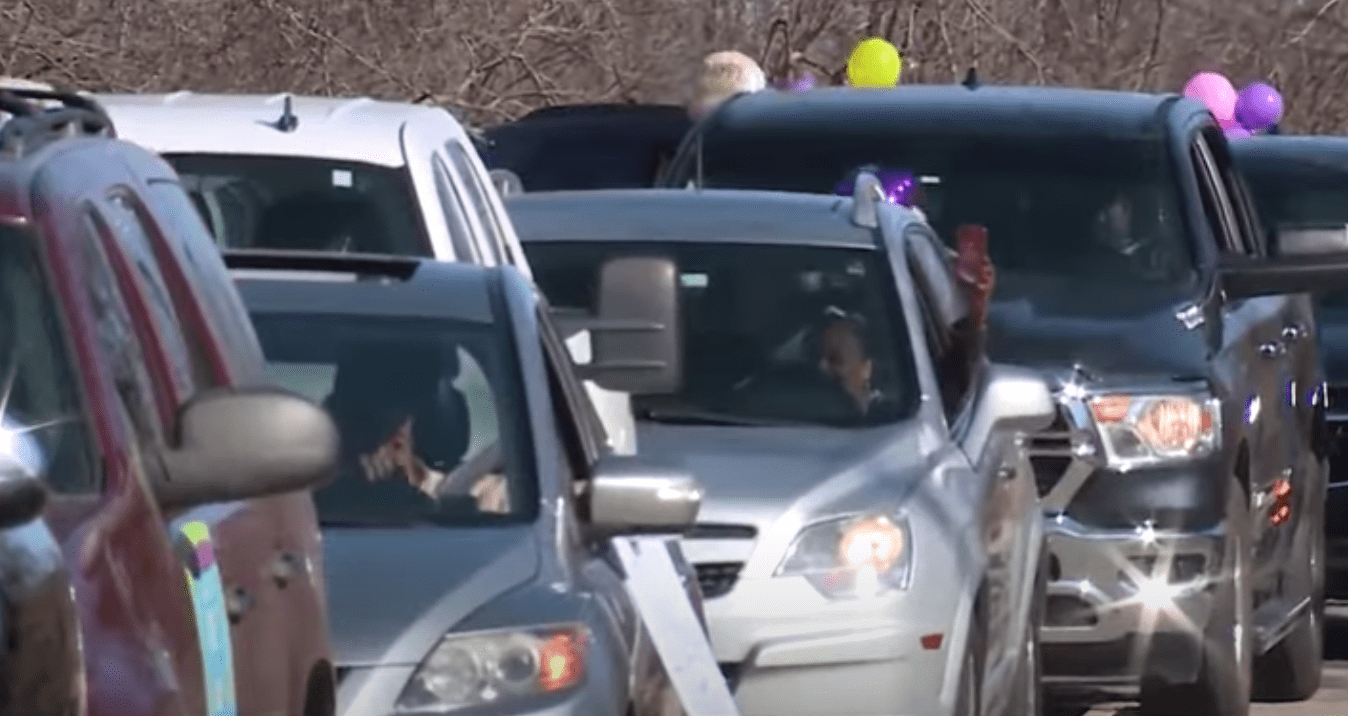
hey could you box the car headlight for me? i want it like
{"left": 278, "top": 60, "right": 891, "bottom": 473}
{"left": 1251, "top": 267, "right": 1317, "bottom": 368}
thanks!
{"left": 774, "top": 513, "right": 912, "bottom": 599}
{"left": 1086, "top": 393, "right": 1220, "bottom": 470}
{"left": 395, "top": 624, "right": 588, "bottom": 712}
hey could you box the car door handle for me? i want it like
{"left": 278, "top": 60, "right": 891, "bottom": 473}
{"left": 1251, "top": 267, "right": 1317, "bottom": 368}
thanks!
{"left": 1282, "top": 324, "right": 1307, "bottom": 342}
{"left": 1259, "top": 341, "right": 1287, "bottom": 358}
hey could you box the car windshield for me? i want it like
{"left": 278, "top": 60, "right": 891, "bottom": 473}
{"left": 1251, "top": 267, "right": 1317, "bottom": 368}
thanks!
{"left": 1236, "top": 155, "right": 1348, "bottom": 307}
{"left": 167, "top": 154, "right": 432, "bottom": 257}
{"left": 525, "top": 241, "right": 919, "bottom": 427}
{"left": 668, "top": 131, "right": 1193, "bottom": 285}
{"left": 250, "top": 312, "right": 535, "bottom": 528}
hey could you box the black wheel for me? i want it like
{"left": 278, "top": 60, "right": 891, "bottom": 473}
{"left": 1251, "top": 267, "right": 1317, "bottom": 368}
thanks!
{"left": 1139, "top": 488, "right": 1252, "bottom": 716}
{"left": 1253, "top": 480, "right": 1325, "bottom": 702}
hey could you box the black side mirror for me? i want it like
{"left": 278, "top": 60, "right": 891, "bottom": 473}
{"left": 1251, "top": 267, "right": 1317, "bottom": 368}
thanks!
{"left": 584, "top": 256, "right": 683, "bottom": 394}
{"left": 0, "top": 424, "right": 48, "bottom": 529}
{"left": 156, "top": 387, "right": 339, "bottom": 511}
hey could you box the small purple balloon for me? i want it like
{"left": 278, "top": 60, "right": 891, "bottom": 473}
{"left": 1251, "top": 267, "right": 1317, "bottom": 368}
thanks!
{"left": 774, "top": 72, "right": 817, "bottom": 92}
{"left": 1234, "top": 82, "right": 1284, "bottom": 133}
{"left": 835, "top": 168, "right": 917, "bottom": 206}
{"left": 1225, "top": 125, "right": 1252, "bottom": 140}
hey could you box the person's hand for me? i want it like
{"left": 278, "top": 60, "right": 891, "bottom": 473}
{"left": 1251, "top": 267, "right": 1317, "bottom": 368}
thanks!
{"left": 470, "top": 473, "right": 510, "bottom": 513}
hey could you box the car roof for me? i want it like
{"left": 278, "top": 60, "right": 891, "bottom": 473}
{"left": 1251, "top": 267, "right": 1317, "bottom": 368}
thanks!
{"left": 1229, "top": 134, "right": 1348, "bottom": 171}
{"left": 506, "top": 188, "right": 892, "bottom": 249}
{"left": 230, "top": 252, "right": 498, "bottom": 323}
{"left": 95, "top": 92, "right": 468, "bottom": 167}
{"left": 706, "top": 85, "right": 1188, "bottom": 139}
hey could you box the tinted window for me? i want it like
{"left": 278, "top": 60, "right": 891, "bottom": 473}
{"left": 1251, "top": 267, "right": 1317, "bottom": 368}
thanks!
{"left": 168, "top": 154, "right": 432, "bottom": 257}
{"left": 251, "top": 313, "right": 536, "bottom": 527}
{"left": 0, "top": 225, "right": 99, "bottom": 493}
{"left": 485, "top": 113, "right": 690, "bottom": 191}
{"left": 102, "top": 194, "right": 199, "bottom": 398}
{"left": 672, "top": 130, "right": 1193, "bottom": 285}
{"left": 144, "top": 182, "right": 267, "bottom": 383}
{"left": 432, "top": 155, "right": 481, "bottom": 262}
{"left": 447, "top": 141, "right": 504, "bottom": 264}
{"left": 525, "top": 241, "right": 918, "bottom": 427}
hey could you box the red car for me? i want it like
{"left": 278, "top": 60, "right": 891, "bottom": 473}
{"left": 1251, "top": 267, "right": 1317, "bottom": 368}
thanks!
{"left": 0, "top": 89, "right": 339, "bottom": 716}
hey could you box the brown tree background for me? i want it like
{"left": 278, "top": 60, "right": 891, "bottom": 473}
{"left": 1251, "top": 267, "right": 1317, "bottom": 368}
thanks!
{"left": 1, "top": 0, "right": 1344, "bottom": 130}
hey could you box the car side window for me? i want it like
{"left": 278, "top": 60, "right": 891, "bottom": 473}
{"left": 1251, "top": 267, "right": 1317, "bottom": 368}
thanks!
{"left": 0, "top": 226, "right": 100, "bottom": 494}
{"left": 447, "top": 141, "right": 506, "bottom": 265}
{"left": 101, "top": 192, "right": 204, "bottom": 397}
{"left": 144, "top": 181, "right": 267, "bottom": 382}
{"left": 431, "top": 155, "right": 483, "bottom": 263}
{"left": 1191, "top": 136, "right": 1244, "bottom": 256}
{"left": 1204, "top": 133, "right": 1267, "bottom": 257}
{"left": 75, "top": 213, "right": 165, "bottom": 446}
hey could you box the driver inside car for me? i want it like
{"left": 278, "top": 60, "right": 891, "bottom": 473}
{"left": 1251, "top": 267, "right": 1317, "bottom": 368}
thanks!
{"left": 1090, "top": 187, "right": 1183, "bottom": 280}
{"left": 813, "top": 306, "right": 898, "bottom": 417}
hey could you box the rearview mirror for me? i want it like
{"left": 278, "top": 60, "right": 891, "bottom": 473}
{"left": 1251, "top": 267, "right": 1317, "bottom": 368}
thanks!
{"left": 1218, "top": 251, "right": 1348, "bottom": 300}
{"left": 585, "top": 256, "right": 682, "bottom": 395}
{"left": 489, "top": 168, "right": 524, "bottom": 197}
{"left": 587, "top": 454, "right": 701, "bottom": 535}
{"left": 1275, "top": 224, "right": 1348, "bottom": 256}
{"left": 156, "top": 387, "right": 339, "bottom": 511}
{"left": 984, "top": 364, "right": 1057, "bottom": 435}
{"left": 0, "top": 421, "right": 48, "bottom": 529}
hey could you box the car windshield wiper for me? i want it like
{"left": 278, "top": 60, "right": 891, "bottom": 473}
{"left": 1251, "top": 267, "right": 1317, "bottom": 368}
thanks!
{"left": 636, "top": 408, "right": 788, "bottom": 427}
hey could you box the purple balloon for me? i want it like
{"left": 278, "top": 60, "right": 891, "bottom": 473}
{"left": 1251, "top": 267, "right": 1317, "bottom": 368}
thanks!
{"left": 774, "top": 72, "right": 817, "bottom": 92}
{"left": 835, "top": 168, "right": 917, "bottom": 206}
{"left": 1225, "top": 125, "right": 1252, "bottom": 140}
{"left": 1235, "top": 82, "right": 1284, "bottom": 133}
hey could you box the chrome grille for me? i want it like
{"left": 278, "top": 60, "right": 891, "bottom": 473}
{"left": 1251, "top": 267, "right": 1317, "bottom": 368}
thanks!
{"left": 1026, "top": 411, "right": 1073, "bottom": 497}
{"left": 695, "top": 562, "right": 744, "bottom": 599}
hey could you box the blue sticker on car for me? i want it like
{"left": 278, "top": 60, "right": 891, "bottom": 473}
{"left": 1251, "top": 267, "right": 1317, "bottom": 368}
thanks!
{"left": 177, "top": 521, "right": 238, "bottom": 716}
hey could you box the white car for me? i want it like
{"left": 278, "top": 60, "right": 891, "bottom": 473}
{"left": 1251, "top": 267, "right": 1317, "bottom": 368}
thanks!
{"left": 97, "top": 92, "right": 636, "bottom": 454}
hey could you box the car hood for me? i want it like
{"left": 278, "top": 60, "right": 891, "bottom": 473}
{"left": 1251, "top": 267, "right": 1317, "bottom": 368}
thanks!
{"left": 635, "top": 421, "right": 929, "bottom": 532}
{"left": 983, "top": 272, "right": 1208, "bottom": 379}
{"left": 322, "top": 525, "right": 540, "bottom": 667}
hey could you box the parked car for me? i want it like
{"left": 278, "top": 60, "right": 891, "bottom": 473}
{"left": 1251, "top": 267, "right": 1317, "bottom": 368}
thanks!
{"left": 225, "top": 249, "right": 704, "bottom": 716}
{"left": 482, "top": 104, "right": 691, "bottom": 193}
{"left": 507, "top": 185, "right": 1057, "bottom": 716}
{"left": 0, "top": 88, "right": 338, "bottom": 716}
{"left": 94, "top": 91, "right": 648, "bottom": 457}
{"left": 654, "top": 84, "right": 1348, "bottom": 716}
{"left": 1229, "top": 134, "right": 1348, "bottom": 595}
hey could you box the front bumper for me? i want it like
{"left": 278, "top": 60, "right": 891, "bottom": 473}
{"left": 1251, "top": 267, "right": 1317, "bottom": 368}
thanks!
{"left": 334, "top": 666, "right": 624, "bottom": 716}
{"left": 688, "top": 542, "right": 969, "bottom": 716}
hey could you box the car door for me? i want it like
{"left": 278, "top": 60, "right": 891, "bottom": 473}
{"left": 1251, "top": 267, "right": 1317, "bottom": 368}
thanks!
{"left": 901, "top": 225, "right": 1031, "bottom": 706}
{"left": 32, "top": 168, "right": 210, "bottom": 716}
{"left": 1191, "top": 133, "right": 1294, "bottom": 563}
{"left": 533, "top": 302, "right": 649, "bottom": 709}
{"left": 90, "top": 188, "right": 291, "bottom": 716}
{"left": 133, "top": 179, "right": 331, "bottom": 716}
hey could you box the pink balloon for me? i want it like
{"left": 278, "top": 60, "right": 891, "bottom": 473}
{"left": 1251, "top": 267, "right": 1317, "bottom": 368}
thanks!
{"left": 1183, "top": 72, "right": 1238, "bottom": 123}
{"left": 1218, "top": 116, "right": 1240, "bottom": 130}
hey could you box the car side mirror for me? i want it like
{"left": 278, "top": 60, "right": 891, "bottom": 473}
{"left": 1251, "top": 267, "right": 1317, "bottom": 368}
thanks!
{"left": 1274, "top": 223, "right": 1348, "bottom": 257}
{"left": 0, "top": 423, "right": 48, "bottom": 529}
{"left": 489, "top": 168, "right": 524, "bottom": 197}
{"left": 586, "top": 454, "right": 701, "bottom": 536}
{"left": 584, "top": 256, "right": 683, "bottom": 395}
{"left": 983, "top": 363, "right": 1057, "bottom": 435}
{"left": 155, "top": 387, "right": 339, "bottom": 512}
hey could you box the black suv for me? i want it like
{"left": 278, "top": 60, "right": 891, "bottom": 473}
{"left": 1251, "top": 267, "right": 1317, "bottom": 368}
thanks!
{"left": 658, "top": 85, "right": 1348, "bottom": 716}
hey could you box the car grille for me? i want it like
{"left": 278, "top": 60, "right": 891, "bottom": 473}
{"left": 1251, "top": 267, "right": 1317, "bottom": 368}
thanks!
{"left": 1026, "top": 410, "right": 1073, "bottom": 497}
{"left": 695, "top": 562, "right": 744, "bottom": 599}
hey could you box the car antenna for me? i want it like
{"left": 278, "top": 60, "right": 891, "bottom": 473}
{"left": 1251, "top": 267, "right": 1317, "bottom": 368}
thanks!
{"left": 275, "top": 95, "right": 298, "bottom": 132}
{"left": 962, "top": 67, "right": 980, "bottom": 90}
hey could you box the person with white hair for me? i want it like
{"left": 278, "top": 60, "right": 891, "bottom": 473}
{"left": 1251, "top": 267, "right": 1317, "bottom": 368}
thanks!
{"left": 689, "top": 50, "right": 766, "bottom": 120}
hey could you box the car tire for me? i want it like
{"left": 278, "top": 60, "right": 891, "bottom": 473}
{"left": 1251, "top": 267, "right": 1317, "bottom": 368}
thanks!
{"left": 1253, "top": 483, "right": 1325, "bottom": 702}
{"left": 1139, "top": 487, "right": 1252, "bottom": 716}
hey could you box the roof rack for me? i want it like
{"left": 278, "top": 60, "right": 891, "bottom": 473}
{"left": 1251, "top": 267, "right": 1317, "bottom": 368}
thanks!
{"left": 0, "top": 87, "right": 115, "bottom": 159}
{"left": 222, "top": 248, "right": 422, "bottom": 279}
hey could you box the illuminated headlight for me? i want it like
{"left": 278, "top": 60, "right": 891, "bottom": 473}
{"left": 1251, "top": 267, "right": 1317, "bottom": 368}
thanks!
{"left": 774, "top": 513, "right": 912, "bottom": 599}
{"left": 1086, "top": 393, "right": 1220, "bottom": 470}
{"left": 395, "top": 624, "right": 588, "bottom": 712}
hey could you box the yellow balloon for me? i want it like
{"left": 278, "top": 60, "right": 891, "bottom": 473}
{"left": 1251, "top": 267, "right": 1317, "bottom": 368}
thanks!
{"left": 847, "top": 38, "right": 902, "bottom": 88}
